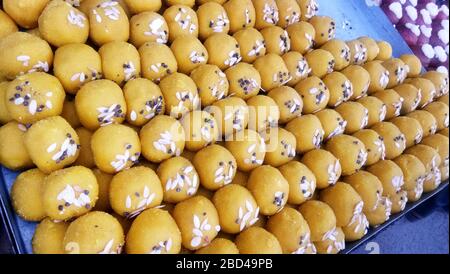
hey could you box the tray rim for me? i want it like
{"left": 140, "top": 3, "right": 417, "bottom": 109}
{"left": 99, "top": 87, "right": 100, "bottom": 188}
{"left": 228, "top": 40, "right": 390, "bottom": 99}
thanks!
{"left": 0, "top": 169, "right": 26, "bottom": 254}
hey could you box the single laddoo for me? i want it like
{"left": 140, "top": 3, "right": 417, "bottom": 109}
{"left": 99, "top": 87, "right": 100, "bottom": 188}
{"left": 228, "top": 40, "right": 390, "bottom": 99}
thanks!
{"left": 275, "top": 0, "right": 301, "bottom": 28}
{"left": 180, "top": 110, "right": 219, "bottom": 151}
{"left": 325, "top": 134, "right": 368, "bottom": 176}
{"left": 370, "top": 122, "right": 406, "bottom": 160}
{"left": 335, "top": 102, "right": 369, "bottom": 134}
{"left": 390, "top": 116, "right": 424, "bottom": 148}
{"left": 110, "top": 166, "right": 163, "bottom": 218}
{"left": 347, "top": 39, "right": 368, "bottom": 65}
{"left": 365, "top": 196, "right": 392, "bottom": 226}
{"left": 75, "top": 80, "right": 126, "bottom": 130}
{"left": 266, "top": 207, "right": 315, "bottom": 254}
{"left": 197, "top": 2, "right": 230, "bottom": 40}
{"left": 278, "top": 161, "right": 316, "bottom": 205}
{"left": 32, "top": 218, "right": 69, "bottom": 254}
{"left": 225, "top": 63, "right": 261, "bottom": 100}
{"left": 421, "top": 134, "right": 449, "bottom": 181}
{"left": 208, "top": 97, "right": 249, "bottom": 137}
{"left": 400, "top": 54, "right": 422, "bottom": 78}
{"left": 129, "top": 12, "right": 168, "bottom": 48}
{"left": 225, "top": 129, "right": 266, "bottom": 172}
{"left": 91, "top": 124, "right": 141, "bottom": 173}
{"left": 139, "top": 42, "right": 178, "bottom": 83}
{"left": 322, "top": 72, "right": 353, "bottom": 108}
{"left": 286, "top": 21, "right": 316, "bottom": 54}
{"left": 314, "top": 227, "right": 345, "bottom": 254}
{"left": 320, "top": 39, "right": 351, "bottom": 71}
{"left": 42, "top": 166, "right": 98, "bottom": 221}
{"left": 192, "top": 144, "right": 237, "bottom": 191}
{"left": 253, "top": 53, "right": 292, "bottom": 91}
{"left": 264, "top": 127, "right": 296, "bottom": 167}
{"left": 247, "top": 165, "right": 289, "bottom": 216}
{"left": 294, "top": 76, "right": 330, "bottom": 114}
{"left": 212, "top": 184, "right": 260, "bottom": 233}
{"left": 382, "top": 58, "right": 408, "bottom": 89}
{"left": 53, "top": 43, "right": 102, "bottom": 94}
{"left": 358, "top": 37, "right": 380, "bottom": 62}
{"left": 204, "top": 34, "right": 242, "bottom": 71}
{"left": 123, "top": 78, "right": 165, "bottom": 127}
{"left": 405, "top": 145, "right": 442, "bottom": 193}
{"left": 376, "top": 40, "right": 393, "bottom": 61}
{"left": 99, "top": 41, "right": 141, "bottom": 86}
{"left": 298, "top": 0, "right": 319, "bottom": 21}
{"left": 393, "top": 154, "right": 426, "bottom": 202}
{"left": 363, "top": 61, "right": 390, "bottom": 94}
{"left": 88, "top": 1, "right": 130, "bottom": 46}
{"left": 267, "top": 86, "right": 303, "bottom": 124}
{"left": 158, "top": 156, "right": 200, "bottom": 202}
{"left": 171, "top": 35, "right": 208, "bottom": 74}
{"left": 38, "top": 0, "right": 89, "bottom": 47}
{"left": 233, "top": 28, "right": 266, "bottom": 64}
{"left": 172, "top": 196, "right": 220, "bottom": 250}
{"left": 140, "top": 115, "right": 185, "bottom": 163}
{"left": 260, "top": 26, "right": 291, "bottom": 56}
{"left": 366, "top": 160, "right": 404, "bottom": 197}
{"left": 320, "top": 182, "right": 364, "bottom": 228}
{"left": 372, "top": 89, "right": 404, "bottom": 120}
{"left": 224, "top": 0, "right": 256, "bottom": 33}
{"left": 393, "top": 84, "right": 422, "bottom": 115}
{"left": 163, "top": 5, "right": 198, "bottom": 42}
{"left": 298, "top": 200, "right": 336, "bottom": 242}
{"left": 352, "top": 129, "right": 386, "bottom": 166}
{"left": 11, "top": 168, "right": 46, "bottom": 221}
{"left": 282, "top": 51, "right": 311, "bottom": 87}
{"left": 285, "top": 114, "right": 324, "bottom": 153}
{"left": 341, "top": 65, "right": 371, "bottom": 100}
{"left": 304, "top": 49, "right": 335, "bottom": 79}
{"left": 0, "top": 122, "right": 34, "bottom": 170}
{"left": 356, "top": 96, "right": 387, "bottom": 127}
{"left": 423, "top": 101, "right": 449, "bottom": 131}
{"left": 63, "top": 211, "right": 124, "bottom": 254}
{"left": 406, "top": 110, "right": 438, "bottom": 137}
{"left": 3, "top": 0, "right": 49, "bottom": 28}
{"left": 126, "top": 208, "right": 182, "bottom": 254}
{"left": 309, "top": 15, "right": 336, "bottom": 47}
{"left": 24, "top": 116, "right": 80, "bottom": 174}
{"left": 253, "top": 0, "right": 279, "bottom": 30}
{"left": 246, "top": 95, "right": 280, "bottom": 132}
{"left": 343, "top": 170, "right": 384, "bottom": 213}
{"left": 5, "top": 72, "right": 65, "bottom": 124}
{"left": 159, "top": 72, "right": 199, "bottom": 118}
{"left": 301, "top": 149, "right": 341, "bottom": 189}
{"left": 315, "top": 109, "right": 347, "bottom": 140}
{"left": 191, "top": 64, "right": 229, "bottom": 107}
